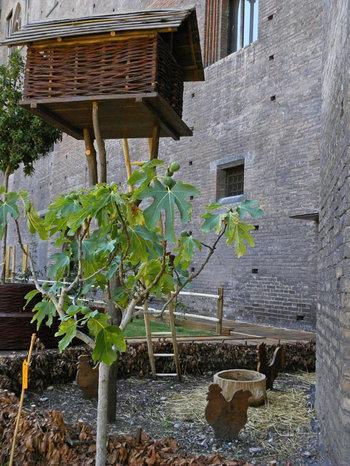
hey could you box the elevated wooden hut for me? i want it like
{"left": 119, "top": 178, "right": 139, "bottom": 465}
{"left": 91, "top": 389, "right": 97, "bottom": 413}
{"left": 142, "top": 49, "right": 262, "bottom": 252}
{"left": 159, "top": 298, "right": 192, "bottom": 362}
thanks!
{"left": 3, "top": 9, "right": 203, "bottom": 141}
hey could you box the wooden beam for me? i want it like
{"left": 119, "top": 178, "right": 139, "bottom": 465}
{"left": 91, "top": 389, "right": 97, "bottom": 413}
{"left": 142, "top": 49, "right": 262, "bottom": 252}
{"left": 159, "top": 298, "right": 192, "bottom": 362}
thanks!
{"left": 141, "top": 98, "right": 180, "bottom": 141}
{"left": 122, "top": 139, "right": 133, "bottom": 191}
{"left": 92, "top": 101, "right": 107, "bottom": 183}
{"left": 148, "top": 125, "right": 160, "bottom": 160}
{"left": 83, "top": 128, "right": 98, "bottom": 186}
{"left": 28, "top": 103, "right": 83, "bottom": 139}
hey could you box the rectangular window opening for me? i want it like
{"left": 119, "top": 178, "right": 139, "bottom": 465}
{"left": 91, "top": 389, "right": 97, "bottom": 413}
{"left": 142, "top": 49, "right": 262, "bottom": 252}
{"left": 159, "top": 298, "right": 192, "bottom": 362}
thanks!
{"left": 225, "top": 164, "right": 244, "bottom": 197}
{"left": 227, "top": 0, "right": 259, "bottom": 54}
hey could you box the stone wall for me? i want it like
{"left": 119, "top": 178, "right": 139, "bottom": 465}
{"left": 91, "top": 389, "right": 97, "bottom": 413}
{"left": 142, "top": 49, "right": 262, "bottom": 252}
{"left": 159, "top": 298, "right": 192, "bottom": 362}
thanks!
{"left": 317, "top": 0, "right": 350, "bottom": 463}
{"left": 0, "top": 0, "right": 322, "bottom": 328}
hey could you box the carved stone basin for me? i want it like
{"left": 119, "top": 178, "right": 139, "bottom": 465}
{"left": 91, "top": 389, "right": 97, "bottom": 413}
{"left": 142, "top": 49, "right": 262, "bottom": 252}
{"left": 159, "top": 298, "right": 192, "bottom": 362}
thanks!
{"left": 214, "top": 369, "right": 266, "bottom": 407}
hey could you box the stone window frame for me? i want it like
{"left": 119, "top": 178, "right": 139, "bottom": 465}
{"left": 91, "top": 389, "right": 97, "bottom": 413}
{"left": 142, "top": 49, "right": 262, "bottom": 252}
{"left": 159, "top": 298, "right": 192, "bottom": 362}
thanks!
{"left": 211, "top": 155, "right": 246, "bottom": 205}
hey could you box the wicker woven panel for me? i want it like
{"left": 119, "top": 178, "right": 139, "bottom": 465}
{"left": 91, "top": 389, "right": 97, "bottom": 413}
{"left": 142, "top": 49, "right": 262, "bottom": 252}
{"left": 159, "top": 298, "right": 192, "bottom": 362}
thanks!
{"left": 24, "top": 36, "right": 157, "bottom": 100}
{"left": 0, "top": 283, "right": 41, "bottom": 313}
{"left": 24, "top": 34, "right": 184, "bottom": 117}
{"left": 0, "top": 313, "right": 59, "bottom": 350}
{"left": 157, "top": 36, "right": 184, "bottom": 117}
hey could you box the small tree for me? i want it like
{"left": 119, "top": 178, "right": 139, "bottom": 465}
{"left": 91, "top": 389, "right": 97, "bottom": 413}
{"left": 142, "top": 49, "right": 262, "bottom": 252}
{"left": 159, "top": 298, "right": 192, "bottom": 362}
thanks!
{"left": 0, "top": 159, "right": 262, "bottom": 465}
{"left": 0, "top": 50, "right": 61, "bottom": 283}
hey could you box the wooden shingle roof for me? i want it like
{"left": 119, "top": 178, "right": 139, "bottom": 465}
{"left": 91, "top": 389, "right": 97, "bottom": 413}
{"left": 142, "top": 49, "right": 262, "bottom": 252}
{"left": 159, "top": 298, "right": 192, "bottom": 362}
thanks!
{"left": 2, "top": 8, "right": 204, "bottom": 81}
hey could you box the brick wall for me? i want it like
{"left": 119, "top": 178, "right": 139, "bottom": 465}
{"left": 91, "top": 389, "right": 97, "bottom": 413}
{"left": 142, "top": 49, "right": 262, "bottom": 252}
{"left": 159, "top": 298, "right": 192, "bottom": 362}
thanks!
{"left": 0, "top": 0, "right": 322, "bottom": 328}
{"left": 316, "top": 0, "right": 350, "bottom": 463}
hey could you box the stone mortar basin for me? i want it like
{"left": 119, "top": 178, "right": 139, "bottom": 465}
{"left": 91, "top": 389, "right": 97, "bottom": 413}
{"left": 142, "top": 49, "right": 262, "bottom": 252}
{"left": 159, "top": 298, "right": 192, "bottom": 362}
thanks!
{"left": 214, "top": 369, "right": 267, "bottom": 407}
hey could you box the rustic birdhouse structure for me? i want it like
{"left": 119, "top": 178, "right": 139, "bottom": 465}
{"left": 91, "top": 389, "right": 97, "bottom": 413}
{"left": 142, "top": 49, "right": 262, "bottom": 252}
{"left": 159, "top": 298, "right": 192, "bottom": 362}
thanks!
{"left": 3, "top": 9, "right": 203, "bottom": 142}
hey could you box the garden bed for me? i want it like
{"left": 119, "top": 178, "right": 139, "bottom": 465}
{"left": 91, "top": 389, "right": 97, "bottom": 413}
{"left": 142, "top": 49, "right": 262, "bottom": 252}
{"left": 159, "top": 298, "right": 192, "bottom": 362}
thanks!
{"left": 21, "top": 372, "right": 326, "bottom": 465}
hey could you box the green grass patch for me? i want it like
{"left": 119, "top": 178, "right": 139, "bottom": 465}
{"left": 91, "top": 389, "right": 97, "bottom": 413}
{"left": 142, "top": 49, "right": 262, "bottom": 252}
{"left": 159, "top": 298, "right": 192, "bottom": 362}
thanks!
{"left": 123, "top": 317, "right": 213, "bottom": 338}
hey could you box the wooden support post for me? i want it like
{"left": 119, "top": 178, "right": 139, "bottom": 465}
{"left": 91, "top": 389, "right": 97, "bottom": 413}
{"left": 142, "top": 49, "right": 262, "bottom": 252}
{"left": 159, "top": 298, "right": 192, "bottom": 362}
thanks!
{"left": 9, "top": 333, "right": 36, "bottom": 466}
{"left": 10, "top": 245, "right": 16, "bottom": 279}
{"left": 92, "top": 101, "right": 107, "bottom": 183}
{"left": 144, "top": 301, "right": 157, "bottom": 378}
{"left": 5, "top": 247, "right": 11, "bottom": 280}
{"left": 22, "top": 245, "right": 29, "bottom": 274}
{"left": 169, "top": 293, "right": 181, "bottom": 381}
{"left": 122, "top": 138, "right": 133, "bottom": 192}
{"left": 216, "top": 287, "right": 224, "bottom": 336}
{"left": 83, "top": 128, "right": 98, "bottom": 186}
{"left": 148, "top": 125, "right": 160, "bottom": 160}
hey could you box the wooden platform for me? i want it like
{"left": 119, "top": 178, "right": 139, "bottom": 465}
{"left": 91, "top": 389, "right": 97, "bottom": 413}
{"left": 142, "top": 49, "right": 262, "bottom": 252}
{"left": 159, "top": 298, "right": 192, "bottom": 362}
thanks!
{"left": 21, "top": 93, "right": 192, "bottom": 141}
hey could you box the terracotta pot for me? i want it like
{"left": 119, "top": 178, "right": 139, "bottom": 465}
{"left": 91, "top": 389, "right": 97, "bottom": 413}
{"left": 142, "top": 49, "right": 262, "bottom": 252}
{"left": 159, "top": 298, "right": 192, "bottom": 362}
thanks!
{"left": 213, "top": 369, "right": 266, "bottom": 407}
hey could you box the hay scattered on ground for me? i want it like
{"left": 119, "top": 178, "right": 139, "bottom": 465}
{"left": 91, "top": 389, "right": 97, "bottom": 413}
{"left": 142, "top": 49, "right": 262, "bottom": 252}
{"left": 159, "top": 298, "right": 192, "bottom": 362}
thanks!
{"left": 166, "top": 372, "right": 316, "bottom": 462}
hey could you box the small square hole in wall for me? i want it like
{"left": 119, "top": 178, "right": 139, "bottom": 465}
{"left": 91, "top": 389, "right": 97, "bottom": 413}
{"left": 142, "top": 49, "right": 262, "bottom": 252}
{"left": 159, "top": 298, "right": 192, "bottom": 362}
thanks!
{"left": 296, "top": 315, "right": 305, "bottom": 321}
{"left": 189, "top": 160, "right": 193, "bottom": 166}
{"left": 189, "top": 195, "right": 194, "bottom": 201}
{"left": 268, "top": 14, "right": 274, "bottom": 20}
{"left": 270, "top": 95, "right": 276, "bottom": 102}
{"left": 217, "top": 162, "right": 244, "bottom": 200}
{"left": 191, "top": 267, "right": 195, "bottom": 272}
{"left": 254, "top": 225, "right": 260, "bottom": 231}
{"left": 252, "top": 268, "right": 259, "bottom": 274}
{"left": 269, "top": 54, "right": 275, "bottom": 61}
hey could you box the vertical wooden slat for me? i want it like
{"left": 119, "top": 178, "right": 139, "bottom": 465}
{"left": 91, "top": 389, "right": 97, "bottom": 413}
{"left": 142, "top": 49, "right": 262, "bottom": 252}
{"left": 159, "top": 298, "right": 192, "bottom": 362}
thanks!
{"left": 144, "top": 301, "right": 157, "bottom": 378}
{"left": 169, "top": 292, "right": 181, "bottom": 381}
{"left": 216, "top": 287, "right": 224, "bottom": 335}
{"left": 22, "top": 245, "right": 29, "bottom": 274}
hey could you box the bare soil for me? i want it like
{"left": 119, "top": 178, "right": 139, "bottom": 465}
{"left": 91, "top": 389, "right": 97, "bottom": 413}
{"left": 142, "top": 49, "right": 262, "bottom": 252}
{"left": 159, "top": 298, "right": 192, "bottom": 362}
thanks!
{"left": 26, "top": 372, "right": 330, "bottom": 465}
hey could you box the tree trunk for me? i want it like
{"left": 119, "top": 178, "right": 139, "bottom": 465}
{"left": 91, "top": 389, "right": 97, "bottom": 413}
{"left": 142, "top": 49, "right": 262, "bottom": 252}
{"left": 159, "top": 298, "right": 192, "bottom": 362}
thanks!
{"left": 1, "top": 168, "right": 11, "bottom": 284}
{"left": 95, "top": 362, "right": 110, "bottom": 466}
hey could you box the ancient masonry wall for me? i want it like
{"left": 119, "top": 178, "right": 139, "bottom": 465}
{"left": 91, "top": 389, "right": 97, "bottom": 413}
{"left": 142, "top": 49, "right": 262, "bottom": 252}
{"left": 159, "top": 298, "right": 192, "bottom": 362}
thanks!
{"left": 0, "top": 0, "right": 322, "bottom": 328}
{"left": 316, "top": 0, "right": 350, "bottom": 463}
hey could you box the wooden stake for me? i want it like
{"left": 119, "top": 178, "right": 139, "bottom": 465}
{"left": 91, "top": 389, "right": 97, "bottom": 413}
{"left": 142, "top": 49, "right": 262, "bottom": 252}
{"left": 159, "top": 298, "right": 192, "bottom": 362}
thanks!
{"left": 10, "top": 245, "right": 16, "bottom": 279}
{"left": 148, "top": 125, "right": 160, "bottom": 160}
{"left": 122, "top": 138, "right": 133, "bottom": 192}
{"left": 83, "top": 128, "right": 98, "bottom": 186}
{"left": 92, "top": 101, "right": 107, "bottom": 183}
{"left": 143, "top": 301, "right": 156, "bottom": 378}
{"left": 5, "top": 247, "right": 11, "bottom": 280}
{"left": 9, "top": 333, "right": 37, "bottom": 466}
{"left": 169, "top": 293, "right": 181, "bottom": 381}
{"left": 21, "top": 245, "right": 29, "bottom": 274}
{"left": 216, "top": 287, "right": 224, "bottom": 336}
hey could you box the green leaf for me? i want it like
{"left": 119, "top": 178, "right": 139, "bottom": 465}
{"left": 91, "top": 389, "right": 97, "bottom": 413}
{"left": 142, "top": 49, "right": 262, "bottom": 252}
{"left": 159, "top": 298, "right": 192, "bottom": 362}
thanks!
{"left": 26, "top": 202, "right": 48, "bottom": 240}
{"left": 48, "top": 252, "right": 70, "bottom": 279}
{"left": 92, "top": 325, "right": 126, "bottom": 365}
{"left": 174, "top": 235, "right": 202, "bottom": 270}
{"left": 55, "top": 319, "right": 77, "bottom": 352}
{"left": 66, "top": 304, "right": 91, "bottom": 317}
{"left": 0, "top": 192, "right": 19, "bottom": 238}
{"left": 128, "top": 159, "right": 163, "bottom": 187}
{"left": 31, "top": 300, "right": 56, "bottom": 329}
{"left": 237, "top": 199, "right": 263, "bottom": 219}
{"left": 201, "top": 211, "right": 226, "bottom": 234}
{"left": 24, "top": 289, "right": 40, "bottom": 309}
{"left": 225, "top": 211, "right": 255, "bottom": 258}
{"left": 87, "top": 312, "right": 110, "bottom": 338}
{"left": 138, "top": 180, "right": 199, "bottom": 242}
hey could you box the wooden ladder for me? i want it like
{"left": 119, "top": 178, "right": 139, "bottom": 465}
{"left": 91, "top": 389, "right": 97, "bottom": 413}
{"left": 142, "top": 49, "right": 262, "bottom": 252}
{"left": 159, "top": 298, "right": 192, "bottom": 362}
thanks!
{"left": 143, "top": 294, "right": 181, "bottom": 381}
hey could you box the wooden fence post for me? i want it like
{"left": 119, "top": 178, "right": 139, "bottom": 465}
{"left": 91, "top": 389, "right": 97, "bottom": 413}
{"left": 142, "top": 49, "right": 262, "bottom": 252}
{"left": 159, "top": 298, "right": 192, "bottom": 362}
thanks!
{"left": 216, "top": 287, "right": 224, "bottom": 335}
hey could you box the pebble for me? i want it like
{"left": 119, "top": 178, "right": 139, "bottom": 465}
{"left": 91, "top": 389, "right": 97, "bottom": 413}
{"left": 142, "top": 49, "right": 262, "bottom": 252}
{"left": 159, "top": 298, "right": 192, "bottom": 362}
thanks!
{"left": 47, "top": 386, "right": 54, "bottom": 390}
{"left": 39, "top": 397, "right": 48, "bottom": 402}
{"left": 303, "top": 451, "right": 312, "bottom": 458}
{"left": 249, "top": 447, "right": 262, "bottom": 454}
{"left": 173, "top": 423, "right": 181, "bottom": 429}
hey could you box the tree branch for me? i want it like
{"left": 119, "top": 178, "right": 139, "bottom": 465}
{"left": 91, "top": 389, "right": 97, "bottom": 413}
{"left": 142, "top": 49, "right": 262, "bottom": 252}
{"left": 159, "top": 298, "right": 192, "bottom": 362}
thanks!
{"left": 160, "top": 226, "right": 227, "bottom": 315}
